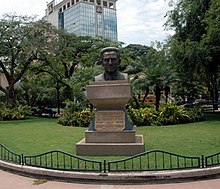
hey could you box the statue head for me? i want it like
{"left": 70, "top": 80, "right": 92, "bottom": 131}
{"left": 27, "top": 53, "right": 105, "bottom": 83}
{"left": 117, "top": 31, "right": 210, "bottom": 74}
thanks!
{"left": 100, "top": 47, "right": 121, "bottom": 74}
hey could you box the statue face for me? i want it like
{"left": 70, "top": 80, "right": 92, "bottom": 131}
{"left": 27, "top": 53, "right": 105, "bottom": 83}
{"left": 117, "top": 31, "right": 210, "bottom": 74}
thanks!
{"left": 102, "top": 51, "right": 120, "bottom": 74}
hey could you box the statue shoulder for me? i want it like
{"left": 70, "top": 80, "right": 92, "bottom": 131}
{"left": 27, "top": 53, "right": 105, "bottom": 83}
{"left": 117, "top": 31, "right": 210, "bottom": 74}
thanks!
{"left": 118, "top": 72, "right": 128, "bottom": 80}
{"left": 95, "top": 73, "right": 105, "bottom": 81}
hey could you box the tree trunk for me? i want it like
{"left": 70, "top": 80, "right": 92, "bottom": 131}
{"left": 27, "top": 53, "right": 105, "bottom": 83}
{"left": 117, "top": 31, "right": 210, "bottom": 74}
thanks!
{"left": 213, "top": 83, "right": 219, "bottom": 111}
{"left": 142, "top": 87, "right": 149, "bottom": 103}
{"left": 6, "top": 86, "right": 15, "bottom": 108}
{"left": 155, "top": 83, "right": 161, "bottom": 111}
{"left": 56, "top": 82, "right": 61, "bottom": 114}
{"left": 210, "top": 72, "right": 219, "bottom": 111}
{"left": 63, "top": 86, "right": 73, "bottom": 101}
{"left": 164, "top": 86, "right": 170, "bottom": 103}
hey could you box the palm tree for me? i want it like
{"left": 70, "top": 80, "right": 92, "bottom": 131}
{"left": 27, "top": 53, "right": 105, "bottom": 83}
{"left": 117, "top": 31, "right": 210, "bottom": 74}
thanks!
{"left": 126, "top": 47, "right": 177, "bottom": 111}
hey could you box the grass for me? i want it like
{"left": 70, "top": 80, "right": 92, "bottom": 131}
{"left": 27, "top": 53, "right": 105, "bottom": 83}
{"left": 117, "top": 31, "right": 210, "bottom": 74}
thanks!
{"left": 0, "top": 117, "right": 86, "bottom": 155}
{"left": 0, "top": 113, "right": 220, "bottom": 161}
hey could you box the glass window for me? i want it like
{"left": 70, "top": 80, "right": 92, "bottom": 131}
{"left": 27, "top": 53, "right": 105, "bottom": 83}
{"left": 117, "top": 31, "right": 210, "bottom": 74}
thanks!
{"left": 103, "top": 1, "right": 107, "bottom": 7}
{"left": 96, "top": 0, "right": 101, "bottom": 5}
{"left": 109, "top": 3, "right": 113, "bottom": 8}
{"left": 63, "top": 5, "right": 66, "bottom": 10}
{"left": 67, "top": 2, "right": 70, "bottom": 8}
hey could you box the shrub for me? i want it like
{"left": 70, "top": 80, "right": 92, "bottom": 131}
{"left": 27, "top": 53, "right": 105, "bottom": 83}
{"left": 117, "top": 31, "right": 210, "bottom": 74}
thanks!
{"left": 127, "top": 102, "right": 204, "bottom": 126}
{"left": 58, "top": 102, "right": 204, "bottom": 127}
{"left": 127, "top": 107, "right": 158, "bottom": 126}
{"left": 58, "top": 108, "right": 94, "bottom": 127}
{"left": 185, "top": 107, "right": 205, "bottom": 122}
{"left": 0, "top": 104, "right": 32, "bottom": 120}
{"left": 156, "top": 103, "right": 191, "bottom": 125}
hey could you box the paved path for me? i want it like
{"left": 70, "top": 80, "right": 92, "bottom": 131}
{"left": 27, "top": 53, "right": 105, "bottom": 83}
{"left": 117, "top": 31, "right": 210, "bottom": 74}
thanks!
{"left": 1, "top": 170, "right": 220, "bottom": 189}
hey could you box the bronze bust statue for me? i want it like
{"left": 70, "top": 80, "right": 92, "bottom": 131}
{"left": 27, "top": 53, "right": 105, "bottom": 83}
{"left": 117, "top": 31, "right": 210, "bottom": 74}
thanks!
{"left": 95, "top": 47, "right": 128, "bottom": 81}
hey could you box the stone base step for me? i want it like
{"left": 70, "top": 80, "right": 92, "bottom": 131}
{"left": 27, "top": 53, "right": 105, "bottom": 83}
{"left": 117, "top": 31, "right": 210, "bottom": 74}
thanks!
{"left": 76, "top": 135, "right": 145, "bottom": 156}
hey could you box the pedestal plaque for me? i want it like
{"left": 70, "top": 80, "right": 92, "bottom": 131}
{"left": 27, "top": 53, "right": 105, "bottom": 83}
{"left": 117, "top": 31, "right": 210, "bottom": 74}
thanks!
{"left": 95, "top": 110, "right": 125, "bottom": 132}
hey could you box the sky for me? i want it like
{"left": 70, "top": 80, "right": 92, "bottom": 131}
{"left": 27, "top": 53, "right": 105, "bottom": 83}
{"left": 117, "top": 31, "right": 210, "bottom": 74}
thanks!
{"left": 0, "top": 0, "right": 174, "bottom": 46}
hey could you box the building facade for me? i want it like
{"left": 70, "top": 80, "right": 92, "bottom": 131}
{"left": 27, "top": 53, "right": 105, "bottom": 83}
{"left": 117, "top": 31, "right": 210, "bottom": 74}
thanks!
{"left": 46, "top": 0, "right": 118, "bottom": 41}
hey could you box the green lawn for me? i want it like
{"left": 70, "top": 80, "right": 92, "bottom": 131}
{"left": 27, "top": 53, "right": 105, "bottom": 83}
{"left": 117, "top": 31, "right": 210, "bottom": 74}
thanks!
{"left": 0, "top": 113, "right": 220, "bottom": 160}
{"left": 137, "top": 113, "right": 220, "bottom": 157}
{"left": 0, "top": 117, "right": 86, "bottom": 155}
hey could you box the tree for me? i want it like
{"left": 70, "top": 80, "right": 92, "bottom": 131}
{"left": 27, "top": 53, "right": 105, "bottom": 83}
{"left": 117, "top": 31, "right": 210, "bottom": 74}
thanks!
{"left": 201, "top": 0, "right": 220, "bottom": 109}
{"left": 0, "top": 14, "right": 57, "bottom": 107}
{"left": 126, "top": 45, "right": 177, "bottom": 111}
{"left": 16, "top": 72, "right": 58, "bottom": 108}
{"left": 37, "top": 31, "right": 122, "bottom": 102}
{"left": 124, "top": 45, "right": 154, "bottom": 108}
{"left": 166, "top": 0, "right": 219, "bottom": 108}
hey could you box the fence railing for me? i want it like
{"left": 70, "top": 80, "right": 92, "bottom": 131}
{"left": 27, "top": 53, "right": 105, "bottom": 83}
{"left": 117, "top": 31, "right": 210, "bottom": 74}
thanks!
{"left": 0, "top": 144, "right": 220, "bottom": 172}
{"left": 24, "top": 150, "right": 102, "bottom": 172}
{"left": 0, "top": 144, "right": 22, "bottom": 165}
{"left": 108, "top": 150, "right": 201, "bottom": 172}
{"left": 205, "top": 152, "right": 220, "bottom": 167}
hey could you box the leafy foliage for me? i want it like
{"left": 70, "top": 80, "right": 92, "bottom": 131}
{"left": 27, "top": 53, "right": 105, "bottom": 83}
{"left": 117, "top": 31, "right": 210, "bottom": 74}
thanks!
{"left": 127, "top": 102, "right": 204, "bottom": 126}
{"left": 166, "top": 0, "right": 219, "bottom": 107}
{"left": 0, "top": 14, "right": 58, "bottom": 107}
{"left": 58, "top": 101, "right": 94, "bottom": 127}
{"left": 0, "top": 103, "right": 31, "bottom": 120}
{"left": 127, "top": 106, "right": 158, "bottom": 126}
{"left": 126, "top": 45, "right": 177, "bottom": 111}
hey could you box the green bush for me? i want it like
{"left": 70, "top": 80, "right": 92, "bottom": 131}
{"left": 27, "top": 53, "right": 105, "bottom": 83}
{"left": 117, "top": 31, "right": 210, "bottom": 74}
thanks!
{"left": 58, "top": 102, "right": 204, "bottom": 127}
{"left": 58, "top": 108, "right": 94, "bottom": 127}
{"left": 0, "top": 104, "right": 32, "bottom": 120}
{"left": 186, "top": 107, "right": 205, "bottom": 122}
{"left": 127, "top": 102, "right": 204, "bottom": 126}
{"left": 127, "top": 107, "right": 158, "bottom": 126}
{"left": 156, "top": 103, "right": 191, "bottom": 125}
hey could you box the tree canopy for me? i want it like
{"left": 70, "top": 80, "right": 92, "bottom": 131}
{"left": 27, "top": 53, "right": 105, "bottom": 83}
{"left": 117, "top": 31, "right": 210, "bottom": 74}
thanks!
{"left": 166, "top": 0, "right": 219, "bottom": 107}
{"left": 0, "top": 14, "right": 57, "bottom": 107}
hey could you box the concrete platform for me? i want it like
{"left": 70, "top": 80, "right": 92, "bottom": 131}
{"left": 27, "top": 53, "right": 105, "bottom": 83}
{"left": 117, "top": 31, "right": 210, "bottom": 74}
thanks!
{"left": 76, "top": 135, "right": 145, "bottom": 156}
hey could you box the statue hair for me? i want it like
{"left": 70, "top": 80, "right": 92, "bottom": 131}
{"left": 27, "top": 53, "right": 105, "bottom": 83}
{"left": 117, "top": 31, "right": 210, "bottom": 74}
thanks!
{"left": 100, "top": 47, "right": 120, "bottom": 61}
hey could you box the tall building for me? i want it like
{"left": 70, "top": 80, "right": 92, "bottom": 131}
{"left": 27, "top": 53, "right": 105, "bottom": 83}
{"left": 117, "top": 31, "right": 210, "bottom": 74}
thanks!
{"left": 46, "top": 0, "right": 118, "bottom": 41}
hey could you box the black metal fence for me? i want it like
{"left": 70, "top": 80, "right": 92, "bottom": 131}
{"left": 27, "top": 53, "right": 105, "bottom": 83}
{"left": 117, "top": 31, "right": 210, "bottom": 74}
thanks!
{"left": 24, "top": 150, "right": 102, "bottom": 172}
{"left": 108, "top": 150, "right": 201, "bottom": 172}
{"left": 0, "top": 144, "right": 22, "bottom": 165}
{"left": 1, "top": 144, "right": 220, "bottom": 172}
{"left": 205, "top": 152, "right": 220, "bottom": 167}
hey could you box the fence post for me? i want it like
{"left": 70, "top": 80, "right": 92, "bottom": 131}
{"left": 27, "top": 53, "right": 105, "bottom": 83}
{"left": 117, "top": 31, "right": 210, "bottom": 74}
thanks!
{"left": 21, "top": 154, "right": 24, "bottom": 165}
{"left": 201, "top": 155, "right": 204, "bottom": 168}
{"left": 103, "top": 160, "right": 106, "bottom": 173}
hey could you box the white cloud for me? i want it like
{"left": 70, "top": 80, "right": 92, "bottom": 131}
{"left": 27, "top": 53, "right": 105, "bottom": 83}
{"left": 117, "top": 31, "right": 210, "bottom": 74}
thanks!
{"left": 0, "top": 0, "right": 174, "bottom": 46}
{"left": 0, "top": 0, "right": 46, "bottom": 18}
{"left": 117, "top": 0, "right": 174, "bottom": 46}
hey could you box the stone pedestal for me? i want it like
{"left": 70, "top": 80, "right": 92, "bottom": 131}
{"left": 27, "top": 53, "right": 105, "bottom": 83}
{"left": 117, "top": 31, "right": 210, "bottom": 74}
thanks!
{"left": 76, "top": 80, "right": 145, "bottom": 156}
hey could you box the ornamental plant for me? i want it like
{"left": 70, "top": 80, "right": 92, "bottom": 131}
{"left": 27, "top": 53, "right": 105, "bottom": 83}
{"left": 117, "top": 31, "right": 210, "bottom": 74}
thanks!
{"left": 0, "top": 103, "right": 32, "bottom": 120}
{"left": 58, "top": 108, "right": 94, "bottom": 127}
{"left": 127, "top": 102, "right": 204, "bottom": 126}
